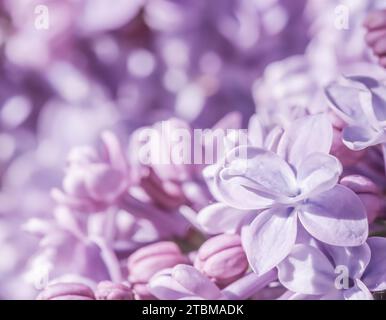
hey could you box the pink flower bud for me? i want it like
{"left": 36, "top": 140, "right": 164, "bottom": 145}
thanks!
{"left": 340, "top": 175, "right": 383, "bottom": 223}
{"left": 95, "top": 281, "right": 133, "bottom": 300}
{"left": 194, "top": 234, "right": 249, "bottom": 286}
{"left": 36, "top": 283, "right": 95, "bottom": 300}
{"left": 127, "top": 241, "right": 188, "bottom": 299}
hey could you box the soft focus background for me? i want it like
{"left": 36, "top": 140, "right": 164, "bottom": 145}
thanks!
{"left": 1, "top": 0, "right": 386, "bottom": 299}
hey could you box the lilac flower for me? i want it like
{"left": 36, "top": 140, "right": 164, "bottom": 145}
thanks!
{"left": 24, "top": 206, "right": 120, "bottom": 285}
{"left": 277, "top": 237, "right": 386, "bottom": 300}
{"left": 325, "top": 75, "right": 386, "bottom": 152}
{"left": 51, "top": 131, "right": 129, "bottom": 213}
{"left": 199, "top": 115, "right": 368, "bottom": 275}
{"left": 130, "top": 113, "right": 242, "bottom": 210}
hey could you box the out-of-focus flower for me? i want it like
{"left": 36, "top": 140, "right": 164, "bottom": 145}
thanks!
{"left": 127, "top": 241, "right": 188, "bottom": 299}
{"left": 36, "top": 282, "right": 95, "bottom": 300}
{"left": 51, "top": 131, "right": 129, "bottom": 213}
{"left": 194, "top": 234, "right": 248, "bottom": 286}
{"left": 95, "top": 281, "right": 133, "bottom": 300}
{"left": 278, "top": 237, "right": 386, "bottom": 300}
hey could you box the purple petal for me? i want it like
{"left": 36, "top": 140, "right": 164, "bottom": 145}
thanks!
{"left": 197, "top": 203, "right": 257, "bottom": 234}
{"left": 325, "top": 81, "right": 367, "bottom": 125}
{"left": 216, "top": 146, "right": 298, "bottom": 210}
{"left": 149, "top": 269, "right": 196, "bottom": 300}
{"left": 297, "top": 153, "right": 342, "bottom": 197}
{"left": 298, "top": 185, "right": 368, "bottom": 246}
{"left": 342, "top": 125, "right": 384, "bottom": 150}
{"left": 362, "top": 237, "right": 386, "bottom": 292}
{"left": 242, "top": 207, "right": 297, "bottom": 275}
{"left": 348, "top": 75, "right": 386, "bottom": 124}
{"left": 172, "top": 265, "right": 222, "bottom": 299}
{"left": 278, "top": 244, "right": 335, "bottom": 295}
{"left": 323, "top": 244, "right": 371, "bottom": 279}
{"left": 277, "top": 114, "right": 333, "bottom": 169}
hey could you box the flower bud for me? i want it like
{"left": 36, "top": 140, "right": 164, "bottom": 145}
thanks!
{"left": 95, "top": 281, "right": 133, "bottom": 300}
{"left": 36, "top": 283, "right": 95, "bottom": 300}
{"left": 127, "top": 241, "right": 188, "bottom": 299}
{"left": 194, "top": 234, "right": 248, "bottom": 286}
{"left": 340, "top": 175, "right": 383, "bottom": 223}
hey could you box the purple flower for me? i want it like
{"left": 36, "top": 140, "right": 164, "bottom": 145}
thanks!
{"left": 325, "top": 75, "right": 386, "bottom": 151}
{"left": 199, "top": 115, "right": 368, "bottom": 275}
{"left": 277, "top": 237, "right": 386, "bottom": 300}
{"left": 51, "top": 131, "right": 129, "bottom": 213}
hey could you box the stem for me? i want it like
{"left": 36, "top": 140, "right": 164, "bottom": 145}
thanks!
{"left": 104, "top": 207, "right": 118, "bottom": 243}
{"left": 120, "top": 194, "right": 189, "bottom": 236}
{"left": 91, "top": 236, "right": 122, "bottom": 283}
{"left": 221, "top": 269, "right": 278, "bottom": 300}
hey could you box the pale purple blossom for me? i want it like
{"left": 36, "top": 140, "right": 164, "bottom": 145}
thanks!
{"left": 200, "top": 115, "right": 368, "bottom": 274}
{"left": 278, "top": 237, "right": 386, "bottom": 300}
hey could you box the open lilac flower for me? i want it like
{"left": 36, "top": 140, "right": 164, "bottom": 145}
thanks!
{"left": 278, "top": 237, "right": 386, "bottom": 300}
{"left": 200, "top": 115, "right": 368, "bottom": 275}
{"left": 325, "top": 75, "right": 386, "bottom": 152}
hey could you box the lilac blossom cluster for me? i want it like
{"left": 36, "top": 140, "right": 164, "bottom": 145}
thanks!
{"left": 1, "top": 0, "right": 386, "bottom": 300}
